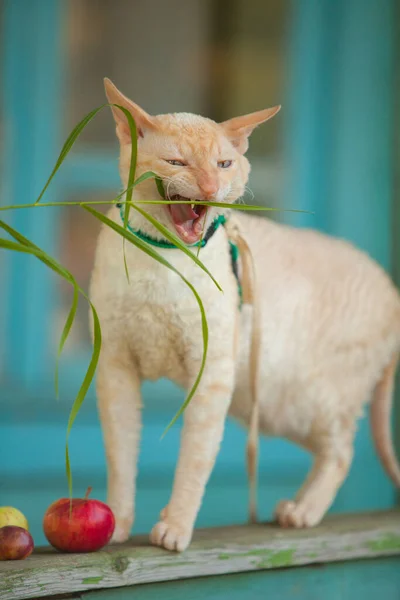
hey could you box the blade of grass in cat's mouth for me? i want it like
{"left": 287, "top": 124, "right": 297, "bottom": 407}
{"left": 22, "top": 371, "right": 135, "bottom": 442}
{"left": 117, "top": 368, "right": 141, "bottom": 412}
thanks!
{"left": 167, "top": 194, "right": 207, "bottom": 244}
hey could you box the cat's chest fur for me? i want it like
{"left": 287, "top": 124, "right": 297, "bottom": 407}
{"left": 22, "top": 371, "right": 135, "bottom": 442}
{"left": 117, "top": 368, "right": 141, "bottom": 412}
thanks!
{"left": 120, "top": 302, "right": 188, "bottom": 383}
{"left": 90, "top": 219, "right": 238, "bottom": 384}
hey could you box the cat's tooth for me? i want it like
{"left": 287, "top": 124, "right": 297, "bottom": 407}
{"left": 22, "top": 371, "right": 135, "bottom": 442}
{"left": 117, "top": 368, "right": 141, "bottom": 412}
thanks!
{"left": 191, "top": 203, "right": 195, "bottom": 209}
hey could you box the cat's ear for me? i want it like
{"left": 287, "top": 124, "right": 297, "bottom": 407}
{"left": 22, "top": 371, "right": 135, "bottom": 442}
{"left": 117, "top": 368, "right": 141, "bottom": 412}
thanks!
{"left": 104, "top": 77, "right": 156, "bottom": 144}
{"left": 220, "top": 106, "right": 281, "bottom": 154}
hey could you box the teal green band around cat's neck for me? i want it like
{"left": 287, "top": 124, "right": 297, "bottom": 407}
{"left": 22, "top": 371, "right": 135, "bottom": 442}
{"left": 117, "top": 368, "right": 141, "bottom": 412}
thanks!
{"left": 118, "top": 205, "right": 226, "bottom": 249}
{"left": 117, "top": 205, "right": 242, "bottom": 308}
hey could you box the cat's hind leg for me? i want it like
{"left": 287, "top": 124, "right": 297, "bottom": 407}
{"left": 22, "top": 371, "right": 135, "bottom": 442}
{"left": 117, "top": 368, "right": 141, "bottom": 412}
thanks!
{"left": 275, "top": 448, "right": 353, "bottom": 528}
{"left": 274, "top": 417, "right": 356, "bottom": 528}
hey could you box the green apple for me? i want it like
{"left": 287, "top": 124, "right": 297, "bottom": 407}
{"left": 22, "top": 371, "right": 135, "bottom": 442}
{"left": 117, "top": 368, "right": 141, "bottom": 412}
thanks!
{"left": 0, "top": 507, "right": 29, "bottom": 530}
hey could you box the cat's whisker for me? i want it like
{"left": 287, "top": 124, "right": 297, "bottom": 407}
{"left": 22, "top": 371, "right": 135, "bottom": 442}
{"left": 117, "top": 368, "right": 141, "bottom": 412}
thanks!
{"left": 244, "top": 185, "right": 255, "bottom": 202}
{"left": 226, "top": 188, "right": 245, "bottom": 203}
{"left": 163, "top": 175, "right": 190, "bottom": 200}
{"left": 166, "top": 179, "right": 173, "bottom": 200}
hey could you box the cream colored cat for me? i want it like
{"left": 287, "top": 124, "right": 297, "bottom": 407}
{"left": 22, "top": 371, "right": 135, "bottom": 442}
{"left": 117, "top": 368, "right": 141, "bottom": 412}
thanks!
{"left": 89, "top": 78, "right": 400, "bottom": 552}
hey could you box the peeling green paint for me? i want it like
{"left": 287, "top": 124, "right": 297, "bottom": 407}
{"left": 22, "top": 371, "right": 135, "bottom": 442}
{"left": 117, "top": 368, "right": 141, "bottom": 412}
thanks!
{"left": 367, "top": 534, "right": 400, "bottom": 552}
{"left": 219, "top": 547, "right": 295, "bottom": 568}
{"left": 82, "top": 576, "right": 104, "bottom": 585}
{"left": 257, "top": 549, "right": 295, "bottom": 569}
{"left": 320, "top": 542, "right": 328, "bottom": 549}
{"left": 2, "top": 513, "right": 400, "bottom": 599}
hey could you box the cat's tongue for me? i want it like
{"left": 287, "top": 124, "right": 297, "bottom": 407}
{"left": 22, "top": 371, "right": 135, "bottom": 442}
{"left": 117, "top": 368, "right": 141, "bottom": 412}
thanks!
{"left": 169, "top": 202, "right": 205, "bottom": 243}
{"left": 170, "top": 203, "right": 198, "bottom": 225}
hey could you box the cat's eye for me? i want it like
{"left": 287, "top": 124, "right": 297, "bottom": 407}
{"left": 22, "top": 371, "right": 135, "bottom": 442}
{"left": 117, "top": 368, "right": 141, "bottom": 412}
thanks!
{"left": 218, "top": 160, "right": 233, "bottom": 169}
{"left": 165, "top": 159, "right": 186, "bottom": 167}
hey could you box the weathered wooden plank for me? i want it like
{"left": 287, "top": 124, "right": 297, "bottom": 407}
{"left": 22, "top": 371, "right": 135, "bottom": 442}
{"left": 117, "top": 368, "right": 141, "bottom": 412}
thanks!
{"left": 81, "top": 557, "right": 400, "bottom": 600}
{"left": 1, "top": 510, "right": 400, "bottom": 600}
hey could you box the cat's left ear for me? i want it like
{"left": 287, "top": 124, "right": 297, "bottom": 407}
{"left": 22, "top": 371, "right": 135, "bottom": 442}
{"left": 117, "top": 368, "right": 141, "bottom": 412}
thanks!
{"left": 220, "top": 106, "right": 281, "bottom": 154}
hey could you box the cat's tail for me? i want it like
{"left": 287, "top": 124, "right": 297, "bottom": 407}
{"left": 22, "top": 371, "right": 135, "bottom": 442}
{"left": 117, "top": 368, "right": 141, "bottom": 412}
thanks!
{"left": 370, "top": 351, "right": 400, "bottom": 487}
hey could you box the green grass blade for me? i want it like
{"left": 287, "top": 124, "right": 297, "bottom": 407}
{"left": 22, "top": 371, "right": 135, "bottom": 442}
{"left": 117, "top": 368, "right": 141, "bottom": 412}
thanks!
{"left": 0, "top": 219, "right": 79, "bottom": 399}
{"left": 161, "top": 276, "right": 208, "bottom": 436}
{"left": 55, "top": 286, "right": 79, "bottom": 399}
{"left": 0, "top": 228, "right": 100, "bottom": 497}
{"left": 0, "top": 237, "right": 66, "bottom": 263}
{"left": 34, "top": 102, "right": 139, "bottom": 207}
{"left": 123, "top": 245, "right": 131, "bottom": 283}
{"left": 196, "top": 209, "right": 208, "bottom": 258}
{"left": 0, "top": 219, "right": 67, "bottom": 266}
{"left": 119, "top": 198, "right": 310, "bottom": 217}
{"left": 65, "top": 297, "right": 101, "bottom": 497}
{"left": 130, "top": 170, "right": 158, "bottom": 187}
{"left": 117, "top": 106, "right": 137, "bottom": 221}
{"left": 155, "top": 176, "right": 166, "bottom": 199}
{"left": 1, "top": 197, "right": 313, "bottom": 222}
{"left": 34, "top": 105, "right": 107, "bottom": 204}
{"left": 30, "top": 99, "right": 141, "bottom": 283}
{"left": 2, "top": 195, "right": 223, "bottom": 291}
{"left": 129, "top": 203, "right": 222, "bottom": 291}
{"left": 206, "top": 201, "right": 310, "bottom": 213}
{"left": 83, "top": 206, "right": 209, "bottom": 431}
{"left": 118, "top": 168, "right": 221, "bottom": 290}
{"left": 0, "top": 197, "right": 309, "bottom": 214}
{"left": 115, "top": 105, "right": 138, "bottom": 282}
{"left": 134, "top": 200, "right": 310, "bottom": 214}
{"left": 137, "top": 174, "right": 306, "bottom": 217}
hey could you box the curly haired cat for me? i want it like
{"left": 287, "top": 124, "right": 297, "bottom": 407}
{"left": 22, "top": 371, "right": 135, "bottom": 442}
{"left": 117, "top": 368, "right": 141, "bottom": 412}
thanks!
{"left": 89, "top": 78, "right": 400, "bottom": 552}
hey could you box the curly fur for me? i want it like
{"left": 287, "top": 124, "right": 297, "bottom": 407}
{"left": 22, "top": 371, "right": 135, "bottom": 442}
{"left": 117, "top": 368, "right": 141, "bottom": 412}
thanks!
{"left": 89, "top": 79, "right": 400, "bottom": 551}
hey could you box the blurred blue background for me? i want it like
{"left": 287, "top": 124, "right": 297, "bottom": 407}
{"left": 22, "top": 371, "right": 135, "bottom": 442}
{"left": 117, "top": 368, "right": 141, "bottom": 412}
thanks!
{"left": 0, "top": 0, "right": 399, "bottom": 548}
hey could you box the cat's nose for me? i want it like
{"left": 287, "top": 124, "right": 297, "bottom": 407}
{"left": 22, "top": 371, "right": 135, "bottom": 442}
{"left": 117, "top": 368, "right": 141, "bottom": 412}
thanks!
{"left": 199, "top": 182, "right": 218, "bottom": 200}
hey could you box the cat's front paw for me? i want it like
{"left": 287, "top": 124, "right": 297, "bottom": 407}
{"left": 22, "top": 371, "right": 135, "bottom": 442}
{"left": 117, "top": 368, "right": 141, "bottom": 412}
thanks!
{"left": 150, "top": 519, "right": 192, "bottom": 552}
{"left": 110, "top": 516, "right": 133, "bottom": 544}
{"left": 275, "top": 499, "right": 324, "bottom": 528}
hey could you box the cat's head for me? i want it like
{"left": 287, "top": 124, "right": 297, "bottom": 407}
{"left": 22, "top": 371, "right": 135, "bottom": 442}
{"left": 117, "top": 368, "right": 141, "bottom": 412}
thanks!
{"left": 105, "top": 78, "right": 280, "bottom": 245}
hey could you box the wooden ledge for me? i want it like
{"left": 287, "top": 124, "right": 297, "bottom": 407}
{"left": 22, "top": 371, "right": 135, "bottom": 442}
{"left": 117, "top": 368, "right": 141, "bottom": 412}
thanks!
{"left": 1, "top": 510, "right": 400, "bottom": 600}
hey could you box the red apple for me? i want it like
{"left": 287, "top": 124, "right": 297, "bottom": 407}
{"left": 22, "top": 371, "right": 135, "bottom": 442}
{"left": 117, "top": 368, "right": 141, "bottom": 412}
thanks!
{"left": 0, "top": 526, "right": 34, "bottom": 560}
{"left": 43, "top": 487, "right": 115, "bottom": 553}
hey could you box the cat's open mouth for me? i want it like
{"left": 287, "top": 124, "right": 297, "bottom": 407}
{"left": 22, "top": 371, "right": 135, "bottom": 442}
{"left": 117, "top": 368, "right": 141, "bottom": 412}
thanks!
{"left": 167, "top": 195, "right": 208, "bottom": 244}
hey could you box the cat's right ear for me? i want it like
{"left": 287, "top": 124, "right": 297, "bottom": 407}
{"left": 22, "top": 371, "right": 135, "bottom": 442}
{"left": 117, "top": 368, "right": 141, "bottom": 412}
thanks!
{"left": 104, "top": 78, "right": 156, "bottom": 144}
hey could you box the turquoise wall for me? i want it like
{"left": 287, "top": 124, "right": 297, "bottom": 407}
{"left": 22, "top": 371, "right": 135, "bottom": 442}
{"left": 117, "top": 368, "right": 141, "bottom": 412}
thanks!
{"left": 0, "top": 0, "right": 398, "bottom": 553}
